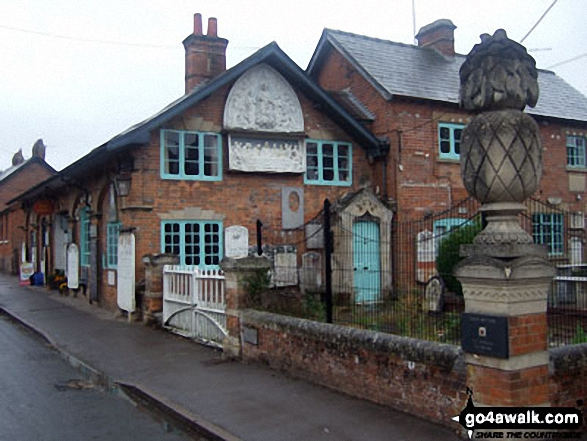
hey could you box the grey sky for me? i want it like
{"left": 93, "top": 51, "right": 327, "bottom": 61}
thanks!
{"left": 1, "top": 0, "right": 585, "bottom": 171}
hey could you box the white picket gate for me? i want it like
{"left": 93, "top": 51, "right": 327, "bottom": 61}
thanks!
{"left": 162, "top": 265, "right": 227, "bottom": 348}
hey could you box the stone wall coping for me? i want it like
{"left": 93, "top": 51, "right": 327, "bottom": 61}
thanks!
{"left": 241, "top": 309, "right": 463, "bottom": 371}
{"left": 550, "top": 342, "right": 587, "bottom": 373}
{"left": 220, "top": 256, "right": 272, "bottom": 271}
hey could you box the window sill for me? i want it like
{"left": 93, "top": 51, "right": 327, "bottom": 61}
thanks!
{"left": 437, "top": 158, "right": 460, "bottom": 164}
{"left": 566, "top": 167, "right": 587, "bottom": 173}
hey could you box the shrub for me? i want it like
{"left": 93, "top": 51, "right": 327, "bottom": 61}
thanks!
{"left": 436, "top": 220, "right": 482, "bottom": 295}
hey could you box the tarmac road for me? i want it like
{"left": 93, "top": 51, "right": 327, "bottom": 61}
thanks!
{"left": 0, "top": 312, "right": 195, "bottom": 441}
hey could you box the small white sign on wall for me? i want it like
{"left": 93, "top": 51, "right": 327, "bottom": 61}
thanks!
{"left": 108, "top": 270, "right": 116, "bottom": 286}
{"left": 66, "top": 243, "right": 79, "bottom": 289}
{"left": 117, "top": 232, "right": 135, "bottom": 314}
{"left": 225, "top": 225, "right": 249, "bottom": 259}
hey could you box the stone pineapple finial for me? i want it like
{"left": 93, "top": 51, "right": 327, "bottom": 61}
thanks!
{"left": 459, "top": 29, "right": 539, "bottom": 111}
{"left": 12, "top": 149, "right": 24, "bottom": 166}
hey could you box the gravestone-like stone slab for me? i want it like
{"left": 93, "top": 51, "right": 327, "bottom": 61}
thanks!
{"left": 66, "top": 243, "right": 79, "bottom": 289}
{"left": 117, "top": 232, "right": 135, "bottom": 313}
{"left": 300, "top": 252, "right": 322, "bottom": 293}
{"left": 225, "top": 225, "right": 249, "bottom": 259}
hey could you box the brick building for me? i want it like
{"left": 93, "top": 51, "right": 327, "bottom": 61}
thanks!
{"left": 307, "top": 19, "right": 587, "bottom": 273}
{"left": 13, "top": 14, "right": 391, "bottom": 313}
{"left": 0, "top": 141, "right": 55, "bottom": 276}
{"left": 11, "top": 16, "right": 587, "bottom": 315}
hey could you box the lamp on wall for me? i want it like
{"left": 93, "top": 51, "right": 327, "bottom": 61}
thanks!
{"left": 115, "top": 173, "right": 132, "bottom": 197}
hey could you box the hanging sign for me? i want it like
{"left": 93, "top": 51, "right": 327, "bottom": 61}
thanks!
{"left": 33, "top": 200, "right": 54, "bottom": 215}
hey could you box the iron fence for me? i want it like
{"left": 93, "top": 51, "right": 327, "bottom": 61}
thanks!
{"left": 253, "top": 197, "right": 587, "bottom": 347}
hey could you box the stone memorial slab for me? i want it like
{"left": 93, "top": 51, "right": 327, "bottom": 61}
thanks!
{"left": 300, "top": 252, "right": 322, "bottom": 293}
{"left": 66, "top": 243, "right": 79, "bottom": 289}
{"left": 117, "top": 232, "right": 135, "bottom": 313}
{"left": 225, "top": 225, "right": 249, "bottom": 259}
{"left": 305, "top": 222, "right": 324, "bottom": 249}
{"left": 273, "top": 250, "right": 298, "bottom": 287}
{"left": 282, "top": 187, "right": 304, "bottom": 230}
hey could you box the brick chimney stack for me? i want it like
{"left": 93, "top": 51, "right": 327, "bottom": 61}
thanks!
{"left": 182, "top": 13, "right": 229, "bottom": 94}
{"left": 415, "top": 19, "right": 456, "bottom": 57}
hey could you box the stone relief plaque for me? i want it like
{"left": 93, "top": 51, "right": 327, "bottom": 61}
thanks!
{"left": 66, "top": 243, "right": 79, "bottom": 289}
{"left": 225, "top": 225, "right": 249, "bottom": 259}
{"left": 117, "top": 232, "right": 135, "bottom": 313}
{"left": 228, "top": 135, "right": 305, "bottom": 173}
{"left": 224, "top": 64, "right": 304, "bottom": 133}
{"left": 282, "top": 187, "right": 304, "bottom": 230}
{"left": 300, "top": 252, "right": 322, "bottom": 293}
{"left": 272, "top": 250, "right": 298, "bottom": 287}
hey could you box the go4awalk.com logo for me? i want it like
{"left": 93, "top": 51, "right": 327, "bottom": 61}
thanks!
{"left": 453, "top": 389, "right": 584, "bottom": 439}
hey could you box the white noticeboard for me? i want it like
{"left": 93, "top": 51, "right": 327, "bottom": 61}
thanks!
{"left": 117, "top": 232, "right": 135, "bottom": 314}
{"left": 225, "top": 225, "right": 249, "bottom": 259}
{"left": 66, "top": 243, "right": 79, "bottom": 289}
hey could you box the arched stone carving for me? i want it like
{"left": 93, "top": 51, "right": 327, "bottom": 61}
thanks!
{"left": 224, "top": 64, "right": 304, "bottom": 133}
{"left": 332, "top": 189, "right": 394, "bottom": 300}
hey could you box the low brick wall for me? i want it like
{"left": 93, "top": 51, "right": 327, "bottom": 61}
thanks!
{"left": 550, "top": 343, "right": 587, "bottom": 408}
{"left": 240, "top": 310, "right": 467, "bottom": 429}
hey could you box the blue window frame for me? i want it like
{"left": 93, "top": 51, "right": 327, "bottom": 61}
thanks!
{"left": 305, "top": 140, "right": 352, "bottom": 186}
{"left": 106, "top": 222, "right": 121, "bottom": 269}
{"left": 161, "top": 220, "right": 223, "bottom": 268}
{"left": 80, "top": 207, "right": 91, "bottom": 267}
{"left": 433, "top": 218, "right": 468, "bottom": 256}
{"left": 567, "top": 135, "right": 587, "bottom": 168}
{"left": 532, "top": 213, "right": 564, "bottom": 256}
{"left": 438, "top": 123, "right": 464, "bottom": 160}
{"left": 160, "top": 130, "right": 222, "bottom": 180}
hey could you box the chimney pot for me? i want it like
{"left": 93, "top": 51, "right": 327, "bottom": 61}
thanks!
{"left": 183, "top": 14, "right": 228, "bottom": 93}
{"left": 193, "top": 13, "right": 203, "bottom": 36}
{"left": 416, "top": 19, "right": 456, "bottom": 57}
{"left": 207, "top": 17, "right": 218, "bottom": 37}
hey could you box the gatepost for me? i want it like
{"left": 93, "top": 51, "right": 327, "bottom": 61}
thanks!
{"left": 142, "top": 253, "right": 179, "bottom": 323}
{"left": 454, "top": 29, "right": 556, "bottom": 433}
{"left": 220, "top": 255, "right": 272, "bottom": 359}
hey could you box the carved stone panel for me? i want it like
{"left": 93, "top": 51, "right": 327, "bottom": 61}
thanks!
{"left": 228, "top": 135, "right": 305, "bottom": 173}
{"left": 117, "top": 232, "right": 136, "bottom": 313}
{"left": 282, "top": 187, "right": 304, "bottom": 230}
{"left": 224, "top": 64, "right": 304, "bottom": 133}
{"left": 225, "top": 225, "right": 249, "bottom": 259}
{"left": 300, "top": 252, "right": 322, "bottom": 293}
{"left": 272, "top": 250, "right": 298, "bottom": 287}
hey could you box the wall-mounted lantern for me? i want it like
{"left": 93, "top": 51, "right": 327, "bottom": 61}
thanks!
{"left": 115, "top": 174, "right": 132, "bottom": 197}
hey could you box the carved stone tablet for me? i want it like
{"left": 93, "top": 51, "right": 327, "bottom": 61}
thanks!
{"left": 66, "top": 243, "right": 79, "bottom": 289}
{"left": 224, "top": 64, "right": 304, "bottom": 133}
{"left": 225, "top": 226, "right": 249, "bottom": 259}
{"left": 117, "top": 232, "right": 135, "bottom": 313}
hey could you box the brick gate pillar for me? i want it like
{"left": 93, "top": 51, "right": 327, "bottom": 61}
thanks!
{"left": 142, "top": 253, "right": 179, "bottom": 323}
{"left": 454, "top": 28, "right": 556, "bottom": 427}
{"left": 456, "top": 255, "right": 555, "bottom": 408}
{"left": 220, "top": 256, "right": 271, "bottom": 359}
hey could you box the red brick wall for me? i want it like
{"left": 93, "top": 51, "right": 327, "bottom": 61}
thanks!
{"left": 241, "top": 309, "right": 467, "bottom": 429}
{"left": 28, "top": 74, "right": 379, "bottom": 311}
{"left": 0, "top": 161, "right": 55, "bottom": 274}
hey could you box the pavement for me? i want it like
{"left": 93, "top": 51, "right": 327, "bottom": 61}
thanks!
{"left": 0, "top": 273, "right": 461, "bottom": 441}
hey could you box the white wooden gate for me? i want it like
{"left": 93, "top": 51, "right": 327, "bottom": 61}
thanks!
{"left": 162, "top": 265, "right": 227, "bottom": 348}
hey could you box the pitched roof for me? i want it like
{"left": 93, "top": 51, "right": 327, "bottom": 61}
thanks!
{"left": 106, "top": 42, "right": 387, "bottom": 155}
{"left": 11, "top": 42, "right": 389, "bottom": 205}
{"left": 307, "top": 29, "right": 587, "bottom": 123}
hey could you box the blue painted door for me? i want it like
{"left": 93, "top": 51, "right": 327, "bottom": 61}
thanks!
{"left": 353, "top": 221, "right": 381, "bottom": 303}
